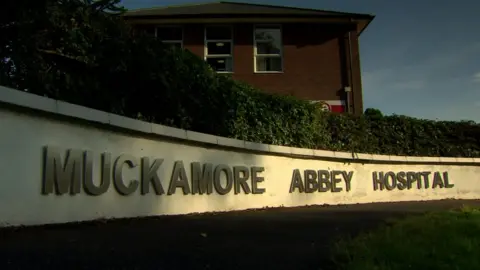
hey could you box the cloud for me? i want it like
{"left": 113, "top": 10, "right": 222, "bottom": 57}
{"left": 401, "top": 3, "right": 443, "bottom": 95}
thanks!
{"left": 473, "top": 72, "right": 480, "bottom": 83}
{"left": 390, "top": 80, "right": 426, "bottom": 91}
{"left": 363, "top": 70, "right": 480, "bottom": 122}
{"left": 361, "top": 41, "right": 480, "bottom": 122}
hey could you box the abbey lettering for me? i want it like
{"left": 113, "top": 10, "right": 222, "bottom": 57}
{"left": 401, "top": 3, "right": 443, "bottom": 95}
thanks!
{"left": 289, "top": 169, "right": 354, "bottom": 193}
{"left": 41, "top": 146, "right": 265, "bottom": 196}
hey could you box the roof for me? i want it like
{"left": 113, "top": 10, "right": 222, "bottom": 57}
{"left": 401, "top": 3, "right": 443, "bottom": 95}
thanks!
{"left": 124, "top": 1, "right": 375, "bottom": 35}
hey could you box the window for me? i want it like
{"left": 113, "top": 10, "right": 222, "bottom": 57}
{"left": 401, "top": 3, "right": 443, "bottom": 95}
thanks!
{"left": 136, "top": 25, "right": 183, "bottom": 48}
{"left": 254, "top": 26, "right": 283, "bottom": 72}
{"left": 205, "top": 26, "right": 233, "bottom": 72}
{"left": 156, "top": 26, "right": 183, "bottom": 49}
{"left": 135, "top": 25, "right": 156, "bottom": 37}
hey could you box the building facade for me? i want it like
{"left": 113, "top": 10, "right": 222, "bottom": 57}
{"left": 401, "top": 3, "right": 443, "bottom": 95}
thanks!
{"left": 124, "top": 1, "right": 375, "bottom": 115}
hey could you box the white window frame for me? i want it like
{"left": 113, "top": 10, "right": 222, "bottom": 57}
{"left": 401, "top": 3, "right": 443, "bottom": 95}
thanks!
{"left": 253, "top": 24, "right": 284, "bottom": 73}
{"left": 155, "top": 25, "right": 184, "bottom": 49}
{"left": 204, "top": 25, "right": 234, "bottom": 73}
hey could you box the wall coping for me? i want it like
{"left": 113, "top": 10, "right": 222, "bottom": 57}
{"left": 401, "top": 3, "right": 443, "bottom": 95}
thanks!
{"left": 1, "top": 85, "right": 479, "bottom": 165}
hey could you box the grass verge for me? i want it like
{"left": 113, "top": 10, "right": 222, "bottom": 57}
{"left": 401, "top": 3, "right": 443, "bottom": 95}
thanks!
{"left": 329, "top": 206, "right": 480, "bottom": 270}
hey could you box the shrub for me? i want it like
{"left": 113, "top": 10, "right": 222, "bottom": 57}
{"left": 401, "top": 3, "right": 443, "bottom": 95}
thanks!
{"left": 1, "top": 0, "right": 479, "bottom": 158}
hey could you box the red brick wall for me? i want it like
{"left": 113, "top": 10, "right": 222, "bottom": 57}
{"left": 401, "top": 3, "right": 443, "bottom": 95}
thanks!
{"left": 179, "top": 23, "right": 362, "bottom": 113}
{"left": 183, "top": 24, "right": 204, "bottom": 57}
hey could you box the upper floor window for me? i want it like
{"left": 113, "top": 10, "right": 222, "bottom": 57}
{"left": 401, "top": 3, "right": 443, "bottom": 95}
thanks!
{"left": 156, "top": 26, "right": 183, "bottom": 49}
{"left": 139, "top": 25, "right": 156, "bottom": 37}
{"left": 136, "top": 25, "right": 183, "bottom": 49}
{"left": 254, "top": 26, "right": 283, "bottom": 72}
{"left": 204, "top": 26, "right": 233, "bottom": 72}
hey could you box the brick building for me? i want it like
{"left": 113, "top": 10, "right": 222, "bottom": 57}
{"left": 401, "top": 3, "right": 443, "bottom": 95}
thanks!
{"left": 123, "top": 1, "right": 375, "bottom": 114}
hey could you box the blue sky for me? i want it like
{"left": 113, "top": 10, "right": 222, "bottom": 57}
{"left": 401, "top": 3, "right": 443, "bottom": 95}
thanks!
{"left": 121, "top": 0, "right": 480, "bottom": 122}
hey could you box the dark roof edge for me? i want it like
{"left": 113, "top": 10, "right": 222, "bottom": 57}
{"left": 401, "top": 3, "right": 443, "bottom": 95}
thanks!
{"left": 219, "top": 1, "right": 375, "bottom": 18}
{"left": 124, "top": 0, "right": 221, "bottom": 14}
{"left": 358, "top": 15, "right": 375, "bottom": 36}
{"left": 124, "top": 0, "right": 376, "bottom": 19}
{"left": 123, "top": 13, "right": 375, "bottom": 20}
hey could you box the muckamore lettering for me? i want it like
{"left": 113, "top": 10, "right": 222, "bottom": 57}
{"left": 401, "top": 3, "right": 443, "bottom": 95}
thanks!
{"left": 42, "top": 146, "right": 265, "bottom": 196}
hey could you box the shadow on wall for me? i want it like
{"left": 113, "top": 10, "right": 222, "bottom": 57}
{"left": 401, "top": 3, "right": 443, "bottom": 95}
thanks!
{"left": 38, "top": 113, "right": 401, "bottom": 224}
{"left": 96, "top": 127, "right": 266, "bottom": 219}
{"left": 36, "top": 111, "right": 269, "bottom": 224}
{"left": 187, "top": 145, "right": 265, "bottom": 213}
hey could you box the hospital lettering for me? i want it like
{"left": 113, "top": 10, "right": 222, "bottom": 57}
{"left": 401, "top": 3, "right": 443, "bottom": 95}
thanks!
{"left": 372, "top": 171, "right": 454, "bottom": 191}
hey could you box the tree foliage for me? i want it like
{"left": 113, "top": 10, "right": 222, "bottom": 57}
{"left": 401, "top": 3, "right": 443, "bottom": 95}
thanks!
{"left": 1, "top": 0, "right": 131, "bottom": 110}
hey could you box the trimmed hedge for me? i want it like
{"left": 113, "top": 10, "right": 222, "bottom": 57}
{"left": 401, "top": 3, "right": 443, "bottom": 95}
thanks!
{"left": 322, "top": 113, "right": 480, "bottom": 157}
{"left": 1, "top": 0, "right": 479, "bottom": 158}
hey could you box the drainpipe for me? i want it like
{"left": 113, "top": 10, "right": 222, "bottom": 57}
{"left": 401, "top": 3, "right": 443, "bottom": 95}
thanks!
{"left": 346, "top": 19, "right": 355, "bottom": 114}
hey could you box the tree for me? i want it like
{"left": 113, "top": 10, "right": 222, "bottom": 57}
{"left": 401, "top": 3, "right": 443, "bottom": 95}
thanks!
{"left": 0, "top": 0, "right": 131, "bottom": 111}
{"left": 0, "top": 0, "right": 224, "bottom": 126}
{"left": 364, "top": 108, "right": 383, "bottom": 119}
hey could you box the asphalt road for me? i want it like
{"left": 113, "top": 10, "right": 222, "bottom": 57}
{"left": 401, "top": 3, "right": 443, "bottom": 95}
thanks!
{"left": 1, "top": 199, "right": 479, "bottom": 270}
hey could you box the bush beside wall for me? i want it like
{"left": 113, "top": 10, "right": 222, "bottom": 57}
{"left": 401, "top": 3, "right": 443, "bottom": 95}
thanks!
{"left": 1, "top": 0, "right": 479, "bottom": 158}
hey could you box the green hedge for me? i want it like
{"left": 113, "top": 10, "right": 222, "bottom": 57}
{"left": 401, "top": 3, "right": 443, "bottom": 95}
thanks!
{"left": 1, "top": 0, "right": 479, "bottom": 158}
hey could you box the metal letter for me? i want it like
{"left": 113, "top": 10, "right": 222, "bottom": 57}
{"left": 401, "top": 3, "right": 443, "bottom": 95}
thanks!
{"left": 421, "top": 172, "right": 431, "bottom": 189}
{"left": 406, "top": 172, "right": 420, "bottom": 189}
{"left": 396, "top": 171, "right": 407, "bottom": 190}
{"left": 83, "top": 151, "right": 111, "bottom": 196}
{"left": 444, "top": 172, "right": 454, "bottom": 188}
{"left": 141, "top": 157, "right": 164, "bottom": 195}
{"left": 384, "top": 171, "right": 396, "bottom": 191}
{"left": 251, "top": 166, "right": 265, "bottom": 194}
{"left": 372, "top": 171, "right": 384, "bottom": 191}
{"left": 289, "top": 169, "right": 304, "bottom": 193}
{"left": 342, "top": 171, "right": 353, "bottom": 192}
{"left": 113, "top": 154, "right": 139, "bottom": 195}
{"left": 330, "top": 171, "right": 343, "bottom": 193}
{"left": 191, "top": 162, "right": 213, "bottom": 195}
{"left": 168, "top": 161, "right": 191, "bottom": 195}
{"left": 432, "top": 171, "right": 445, "bottom": 189}
{"left": 213, "top": 164, "right": 233, "bottom": 195}
{"left": 42, "top": 146, "right": 82, "bottom": 195}
{"left": 233, "top": 166, "right": 251, "bottom": 194}
{"left": 317, "top": 170, "right": 331, "bottom": 192}
{"left": 304, "top": 170, "right": 318, "bottom": 193}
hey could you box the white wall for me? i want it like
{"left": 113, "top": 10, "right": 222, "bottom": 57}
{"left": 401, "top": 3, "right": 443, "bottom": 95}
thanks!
{"left": 0, "top": 86, "right": 479, "bottom": 227}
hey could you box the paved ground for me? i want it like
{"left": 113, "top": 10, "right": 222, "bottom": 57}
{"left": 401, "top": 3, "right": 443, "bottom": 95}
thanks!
{"left": 1, "top": 199, "right": 480, "bottom": 270}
